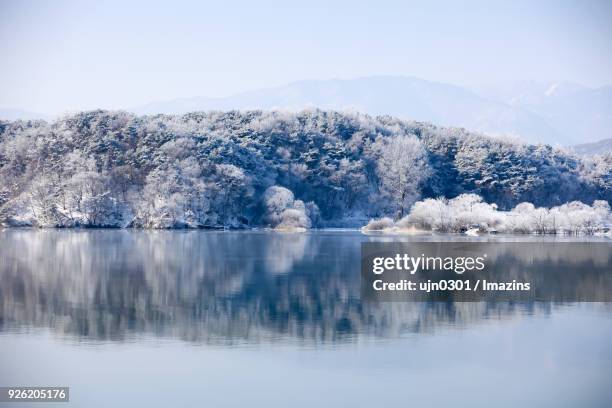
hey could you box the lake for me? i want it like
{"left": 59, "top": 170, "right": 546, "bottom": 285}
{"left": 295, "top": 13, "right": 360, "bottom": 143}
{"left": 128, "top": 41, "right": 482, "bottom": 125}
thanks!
{"left": 0, "top": 230, "right": 611, "bottom": 407}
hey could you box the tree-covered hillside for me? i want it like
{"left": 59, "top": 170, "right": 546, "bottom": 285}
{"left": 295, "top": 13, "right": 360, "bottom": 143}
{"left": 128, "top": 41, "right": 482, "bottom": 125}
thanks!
{"left": 0, "top": 110, "right": 609, "bottom": 228}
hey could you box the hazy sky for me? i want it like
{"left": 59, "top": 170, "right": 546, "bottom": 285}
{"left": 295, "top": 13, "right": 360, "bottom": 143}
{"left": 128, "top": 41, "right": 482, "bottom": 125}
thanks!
{"left": 1, "top": 0, "right": 611, "bottom": 114}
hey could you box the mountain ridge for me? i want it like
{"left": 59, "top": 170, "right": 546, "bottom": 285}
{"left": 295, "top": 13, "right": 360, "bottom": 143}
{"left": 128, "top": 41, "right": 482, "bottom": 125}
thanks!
{"left": 572, "top": 138, "right": 612, "bottom": 155}
{"left": 133, "top": 76, "right": 565, "bottom": 145}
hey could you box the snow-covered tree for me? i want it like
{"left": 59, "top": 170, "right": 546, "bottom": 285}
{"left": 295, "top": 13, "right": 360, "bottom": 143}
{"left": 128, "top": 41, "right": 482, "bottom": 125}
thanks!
{"left": 374, "top": 134, "right": 429, "bottom": 219}
{"left": 263, "top": 185, "right": 311, "bottom": 230}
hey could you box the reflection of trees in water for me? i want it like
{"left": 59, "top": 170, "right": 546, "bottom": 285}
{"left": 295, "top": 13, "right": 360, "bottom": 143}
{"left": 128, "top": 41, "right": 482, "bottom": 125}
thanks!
{"left": 0, "top": 231, "right": 590, "bottom": 345}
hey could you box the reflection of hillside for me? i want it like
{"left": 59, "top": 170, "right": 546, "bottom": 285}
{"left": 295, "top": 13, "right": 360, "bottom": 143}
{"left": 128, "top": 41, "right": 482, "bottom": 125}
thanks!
{"left": 0, "top": 231, "right": 571, "bottom": 345}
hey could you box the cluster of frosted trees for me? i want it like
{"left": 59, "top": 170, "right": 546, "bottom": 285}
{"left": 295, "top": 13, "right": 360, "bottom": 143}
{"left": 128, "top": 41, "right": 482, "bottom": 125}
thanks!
{"left": 263, "top": 186, "right": 319, "bottom": 230}
{"left": 364, "top": 194, "right": 611, "bottom": 235}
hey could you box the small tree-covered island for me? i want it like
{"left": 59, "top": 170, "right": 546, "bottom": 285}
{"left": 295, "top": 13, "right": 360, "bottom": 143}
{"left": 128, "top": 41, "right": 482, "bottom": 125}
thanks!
{"left": 0, "top": 110, "right": 610, "bottom": 233}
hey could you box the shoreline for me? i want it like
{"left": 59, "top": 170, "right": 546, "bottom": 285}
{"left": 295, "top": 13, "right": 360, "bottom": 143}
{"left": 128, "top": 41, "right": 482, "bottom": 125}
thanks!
{"left": 1, "top": 225, "right": 611, "bottom": 239}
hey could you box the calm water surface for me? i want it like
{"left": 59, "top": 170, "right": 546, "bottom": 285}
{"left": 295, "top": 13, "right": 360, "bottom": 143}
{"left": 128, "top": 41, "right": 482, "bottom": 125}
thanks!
{"left": 0, "top": 230, "right": 611, "bottom": 407}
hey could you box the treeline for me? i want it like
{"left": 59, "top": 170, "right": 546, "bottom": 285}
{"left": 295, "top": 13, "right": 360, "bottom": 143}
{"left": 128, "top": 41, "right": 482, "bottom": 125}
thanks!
{"left": 0, "top": 109, "right": 610, "bottom": 228}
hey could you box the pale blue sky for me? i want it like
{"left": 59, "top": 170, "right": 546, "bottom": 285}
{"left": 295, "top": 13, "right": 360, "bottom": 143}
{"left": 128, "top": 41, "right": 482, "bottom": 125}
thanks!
{"left": 1, "top": 0, "right": 611, "bottom": 114}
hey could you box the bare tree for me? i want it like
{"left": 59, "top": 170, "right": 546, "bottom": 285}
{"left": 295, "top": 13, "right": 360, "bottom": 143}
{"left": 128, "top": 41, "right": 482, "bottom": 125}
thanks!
{"left": 375, "top": 135, "right": 429, "bottom": 219}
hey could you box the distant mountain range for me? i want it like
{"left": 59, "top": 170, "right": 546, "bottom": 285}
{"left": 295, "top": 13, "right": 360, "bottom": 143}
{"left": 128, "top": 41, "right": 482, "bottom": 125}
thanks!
{"left": 2, "top": 76, "right": 610, "bottom": 146}
{"left": 571, "top": 138, "right": 612, "bottom": 155}
{"left": 133, "top": 76, "right": 611, "bottom": 146}
{"left": 0, "top": 108, "right": 49, "bottom": 121}
{"left": 475, "top": 80, "right": 612, "bottom": 148}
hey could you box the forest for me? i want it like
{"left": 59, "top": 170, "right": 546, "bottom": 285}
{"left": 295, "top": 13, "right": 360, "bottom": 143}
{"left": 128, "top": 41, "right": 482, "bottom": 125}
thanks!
{"left": 0, "top": 109, "right": 610, "bottom": 230}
